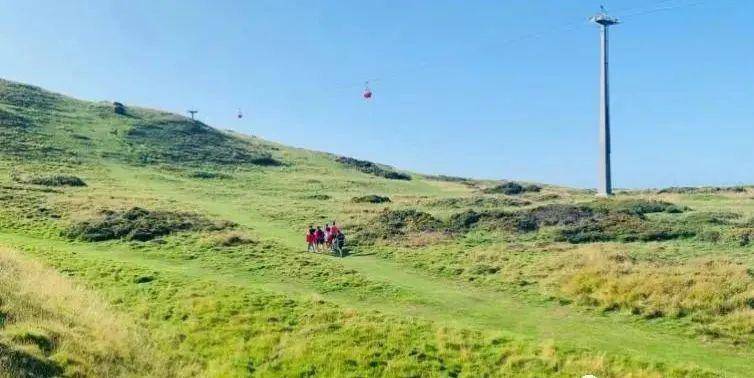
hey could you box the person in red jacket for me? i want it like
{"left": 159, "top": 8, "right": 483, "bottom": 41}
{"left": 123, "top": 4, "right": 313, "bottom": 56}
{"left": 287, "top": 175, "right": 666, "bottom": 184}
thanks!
{"left": 330, "top": 221, "right": 340, "bottom": 236}
{"left": 315, "top": 226, "right": 325, "bottom": 252}
{"left": 305, "top": 226, "right": 316, "bottom": 252}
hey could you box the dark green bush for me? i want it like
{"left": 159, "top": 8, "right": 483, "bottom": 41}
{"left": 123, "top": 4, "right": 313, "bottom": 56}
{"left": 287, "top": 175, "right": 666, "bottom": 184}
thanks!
{"left": 428, "top": 197, "right": 530, "bottom": 208}
{"left": 658, "top": 186, "right": 748, "bottom": 194}
{"left": 64, "top": 207, "right": 234, "bottom": 242}
{"left": 590, "top": 199, "right": 686, "bottom": 216}
{"left": 15, "top": 174, "right": 86, "bottom": 187}
{"left": 557, "top": 213, "right": 695, "bottom": 244}
{"left": 303, "top": 194, "right": 331, "bottom": 200}
{"left": 483, "top": 182, "right": 541, "bottom": 195}
{"left": 424, "top": 175, "right": 469, "bottom": 183}
{"left": 354, "top": 209, "right": 442, "bottom": 243}
{"left": 335, "top": 156, "right": 411, "bottom": 180}
{"left": 189, "top": 170, "right": 231, "bottom": 179}
{"left": 352, "top": 195, "right": 391, "bottom": 204}
{"left": 447, "top": 210, "right": 538, "bottom": 233}
{"left": 682, "top": 211, "right": 741, "bottom": 226}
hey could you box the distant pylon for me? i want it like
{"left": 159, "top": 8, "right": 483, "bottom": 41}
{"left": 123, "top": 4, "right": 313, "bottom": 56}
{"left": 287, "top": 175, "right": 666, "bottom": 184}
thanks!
{"left": 187, "top": 109, "right": 198, "bottom": 120}
{"left": 591, "top": 7, "right": 620, "bottom": 196}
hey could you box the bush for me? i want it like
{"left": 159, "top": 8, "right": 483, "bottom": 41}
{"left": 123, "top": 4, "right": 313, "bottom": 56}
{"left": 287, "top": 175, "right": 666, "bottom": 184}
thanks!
{"left": 427, "top": 197, "right": 530, "bottom": 208}
{"left": 483, "top": 182, "right": 541, "bottom": 195}
{"left": 557, "top": 213, "right": 694, "bottom": 244}
{"left": 527, "top": 204, "right": 594, "bottom": 226}
{"left": 15, "top": 174, "right": 87, "bottom": 187}
{"left": 335, "top": 156, "right": 411, "bottom": 180}
{"left": 697, "top": 230, "right": 722, "bottom": 243}
{"left": 354, "top": 209, "right": 442, "bottom": 243}
{"left": 682, "top": 211, "right": 741, "bottom": 226}
{"left": 658, "top": 186, "right": 748, "bottom": 194}
{"left": 447, "top": 210, "right": 538, "bottom": 233}
{"left": 448, "top": 204, "right": 593, "bottom": 234}
{"left": 203, "top": 232, "right": 256, "bottom": 247}
{"left": 113, "top": 101, "right": 126, "bottom": 115}
{"left": 352, "top": 195, "right": 391, "bottom": 204}
{"left": 590, "top": 199, "right": 686, "bottom": 216}
{"left": 188, "top": 170, "right": 231, "bottom": 179}
{"left": 445, "top": 201, "right": 693, "bottom": 244}
{"left": 424, "top": 175, "right": 469, "bottom": 183}
{"left": 64, "top": 207, "right": 234, "bottom": 242}
{"left": 302, "top": 194, "right": 331, "bottom": 200}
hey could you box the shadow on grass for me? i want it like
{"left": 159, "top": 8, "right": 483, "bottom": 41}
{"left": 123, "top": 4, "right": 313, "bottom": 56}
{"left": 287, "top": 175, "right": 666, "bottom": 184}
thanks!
{"left": 0, "top": 343, "right": 63, "bottom": 377}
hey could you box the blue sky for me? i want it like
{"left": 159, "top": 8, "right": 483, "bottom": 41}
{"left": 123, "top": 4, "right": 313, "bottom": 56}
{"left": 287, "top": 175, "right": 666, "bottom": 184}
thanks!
{"left": 0, "top": 0, "right": 751, "bottom": 188}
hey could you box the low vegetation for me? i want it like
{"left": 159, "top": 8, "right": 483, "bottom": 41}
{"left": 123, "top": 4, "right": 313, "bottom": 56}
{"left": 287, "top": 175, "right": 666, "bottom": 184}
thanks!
{"left": 126, "top": 117, "right": 282, "bottom": 167}
{"left": 483, "top": 181, "right": 541, "bottom": 195}
{"left": 188, "top": 170, "right": 231, "bottom": 179}
{"left": 427, "top": 196, "right": 530, "bottom": 208}
{"left": 12, "top": 173, "right": 87, "bottom": 187}
{"left": 658, "top": 186, "right": 749, "bottom": 194}
{"left": 354, "top": 209, "right": 443, "bottom": 243}
{"left": 352, "top": 194, "right": 391, "bottom": 204}
{"left": 336, "top": 156, "right": 411, "bottom": 180}
{"left": 64, "top": 207, "right": 234, "bottom": 242}
{"left": 551, "top": 249, "right": 754, "bottom": 344}
{"left": 0, "top": 247, "right": 156, "bottom": 376}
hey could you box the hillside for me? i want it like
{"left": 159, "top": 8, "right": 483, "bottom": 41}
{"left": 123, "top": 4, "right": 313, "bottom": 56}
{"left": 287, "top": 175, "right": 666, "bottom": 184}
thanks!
{"left": 1, "top": 79, "right": 754, "bottom": 377}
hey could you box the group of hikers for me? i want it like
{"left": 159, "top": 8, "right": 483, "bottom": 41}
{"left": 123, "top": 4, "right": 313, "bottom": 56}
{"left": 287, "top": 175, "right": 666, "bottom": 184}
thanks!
{"left": 306, "top": 222, "right": 345, "bottom": 255}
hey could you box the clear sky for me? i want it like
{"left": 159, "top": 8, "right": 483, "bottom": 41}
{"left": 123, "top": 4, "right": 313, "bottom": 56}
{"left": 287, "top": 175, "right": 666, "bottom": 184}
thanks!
{"left": 0, "top": 0, "right": 751, "bottom": 189}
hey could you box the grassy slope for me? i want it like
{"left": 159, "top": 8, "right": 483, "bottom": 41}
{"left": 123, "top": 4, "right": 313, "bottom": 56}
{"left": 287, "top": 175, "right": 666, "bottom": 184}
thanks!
{"left": 1, "top": 79, "right": 753, "bottom": 376}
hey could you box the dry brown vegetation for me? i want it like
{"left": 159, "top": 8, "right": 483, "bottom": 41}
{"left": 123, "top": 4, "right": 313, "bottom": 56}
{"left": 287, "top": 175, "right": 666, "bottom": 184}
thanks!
{"left": 549, "top": 247, "right": 754, "bottom": 344}
{"left": 0, "top": 247, "right": 158, "bottom": 376}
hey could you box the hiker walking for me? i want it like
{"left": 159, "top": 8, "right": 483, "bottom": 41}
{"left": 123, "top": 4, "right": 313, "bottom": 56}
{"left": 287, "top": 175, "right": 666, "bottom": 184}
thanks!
{"left": 305, "top": 225, "right": 316, "bottom": 252}
{"left": 332, "top": 229, "right": 346, "bottom": 257}
{"left": 324, "top": 224, "right": 332, "bottom": 249}
{"left": 315, "top": 226, "right": 325, "bottom": 252}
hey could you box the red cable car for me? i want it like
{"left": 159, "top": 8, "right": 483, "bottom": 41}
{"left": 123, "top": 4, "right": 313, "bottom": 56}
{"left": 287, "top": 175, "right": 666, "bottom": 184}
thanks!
{"left": 363, "top": 81, "right": 372, "bottom": 100}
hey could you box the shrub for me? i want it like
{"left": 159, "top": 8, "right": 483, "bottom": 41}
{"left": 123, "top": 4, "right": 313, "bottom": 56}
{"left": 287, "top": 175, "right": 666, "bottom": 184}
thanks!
{"left": 427, "top": 197, "right": 530, "bottom": 208}
{"left": 730, "top": 228, "right": 754, "bottom": 246}
{"left": 64, "top": 207, "right": 234, "bottom": 242}
{"left": 14, "top": 174, "right": 87, "bottom": 187}
{"left": 697, "top": 230, "right": 722, "bottom": 243}
{"left": 424, "top": 175, "right": 469, "bottom": 183}
{"left": 682, "top": 211, "right": 741, "bottom": 226}
{"left": 302, "top": 194, "right": 331, "bottom": 200}
{"left": 113, "top": 101, "right": 126, "bottom": 115}
{"left": 527, "top": 204, "right": 594, "bottom": 226}
{"left": 483, "top": 182, "right": 541, "bottom": 195}
{"left": 354, "top": 209, "right": 442, "bottom": 243}
{"left": 447, "top": 210, "right": 538, "bottom": 233}
{"left": 658, "top": 186, "right": 748, "bottom": 194}
{"left": 352, "top": 195, "right": 391, "bottom": 204}
{"left": 335, "top": 156, "right": 411, "bottom": 180}
{"left": 591, "top": 199, "right": 686, "bottom": 216}
{"left": 203, "top": 231, "right": 256, "bottom": 247}
{"left": 557, "top": 213, "right": 694, "bottom": 244}
{"left": 189, "top": 170, "right": 231, "bottom": 179}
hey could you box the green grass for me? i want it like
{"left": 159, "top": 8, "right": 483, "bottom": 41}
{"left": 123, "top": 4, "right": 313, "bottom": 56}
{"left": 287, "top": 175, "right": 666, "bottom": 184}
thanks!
{"left": 1, "top": 78, "right": 754, "bottom": 376}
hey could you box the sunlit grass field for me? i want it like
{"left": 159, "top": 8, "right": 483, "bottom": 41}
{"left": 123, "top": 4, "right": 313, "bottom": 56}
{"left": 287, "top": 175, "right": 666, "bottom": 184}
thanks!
{"left": 1, "top": 78, "right": 754, "bottom": 377}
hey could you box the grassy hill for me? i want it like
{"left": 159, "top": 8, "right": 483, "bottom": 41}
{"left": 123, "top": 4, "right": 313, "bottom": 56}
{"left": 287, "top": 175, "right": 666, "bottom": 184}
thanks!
{"left": 1, "top": 78, "right": 754, "bottom": 377}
